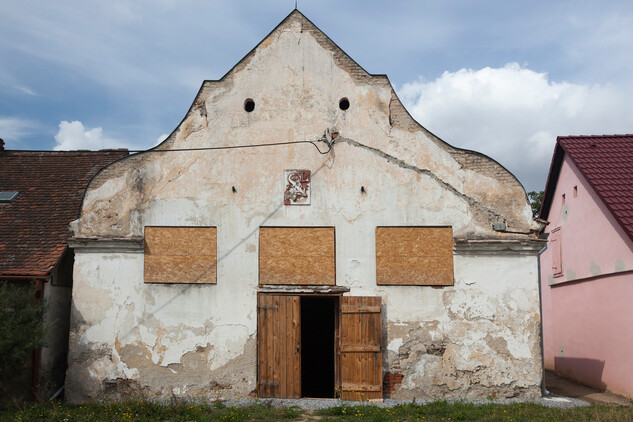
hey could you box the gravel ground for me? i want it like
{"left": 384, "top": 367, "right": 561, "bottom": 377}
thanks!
{"left": 218, "top": 394, "right": 590, "bottom": 410}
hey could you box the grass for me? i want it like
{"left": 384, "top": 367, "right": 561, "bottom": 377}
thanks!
{"left": 317, "top": 401, "right": 633, "bottom": 422}
{"left": 1, "top": 399, "right": 632, "bottom": 421}
{"left": 1, "top": 400, "right": 302, "bottom": 422}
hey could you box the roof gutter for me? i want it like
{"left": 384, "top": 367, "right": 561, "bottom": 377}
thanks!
{"left": 0, "top": 275, "right": 50, "bottom": 281}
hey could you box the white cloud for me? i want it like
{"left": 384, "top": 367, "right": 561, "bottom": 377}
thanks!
{"left": 16, "top": 85, "right": 37, "bottom": 96}
{"left": 398, "top": 63, "right": 633, "bottom": 191}
{"left": 0, "top": 80, "right": 37, "bottom": 96}
{"left": 53, "top": 120, "right": 129, "bottom": 151}
{"left": 0, "top": 116, "right": 34, "bottom": 142}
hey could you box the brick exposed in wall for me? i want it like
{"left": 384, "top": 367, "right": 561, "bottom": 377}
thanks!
{"left": 383, "top": 372, "right": 404, "bottom": 397}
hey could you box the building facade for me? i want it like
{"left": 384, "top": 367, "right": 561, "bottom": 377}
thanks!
{"left": 66, "top": 11, "right": 544, "bottom": 402}
{"left": 539, "top": 134, "right": 633, "bottom": 399}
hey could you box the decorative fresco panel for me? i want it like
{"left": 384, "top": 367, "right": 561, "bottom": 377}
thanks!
{"left": 284, "top": 170, "right": 311, "bottom": 205}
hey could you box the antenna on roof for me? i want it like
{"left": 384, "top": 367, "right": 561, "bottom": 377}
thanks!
{"left": 295, "top": 0, "right": 298, "bottom": 10}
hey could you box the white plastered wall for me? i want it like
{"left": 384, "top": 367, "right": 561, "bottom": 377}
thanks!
{"left": 66, "top": 11, "right": 542, "bottom": 401}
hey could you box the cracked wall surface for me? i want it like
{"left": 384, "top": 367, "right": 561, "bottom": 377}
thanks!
{"left": 382, "top": 254, "right": 542, "bottom": 398}
{"left": 66, "top": 11, "right": 542, "bottom": 402}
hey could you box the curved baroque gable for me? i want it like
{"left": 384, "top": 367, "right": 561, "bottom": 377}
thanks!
{"left": 76, "top": 10, "right": 536, "bottom": 240}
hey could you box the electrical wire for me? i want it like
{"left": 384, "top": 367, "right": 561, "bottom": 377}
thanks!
{"left": 127, "top": 139, "right": 332, "bottom": 155}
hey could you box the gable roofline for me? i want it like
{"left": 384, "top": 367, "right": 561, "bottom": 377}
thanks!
{"left": 538, "top": 141, "right": 565, "bottom": 220}
{"left": 74, "top": 9, "right": 389, "bottom": 216}
{"left": 540, "top": 134, "right": 633, "bottom": 244}
{"left": 214, "top": 9, "right": 381, "bottom": 85}
{"left": 151, "top": 9, "right": 388, "bottom": 154}
{"left": 193, "top": 9, "right": 531, "bottom": 197}
{"left": 160, "top": 8, "right": 530, "bottom": 189}
{"left": 77, "top": 9, "right": 533, "bottom": 227}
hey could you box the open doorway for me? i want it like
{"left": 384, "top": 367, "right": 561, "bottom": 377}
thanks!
{"left": 301, "top": 296, "right": 336, "bottom": 398}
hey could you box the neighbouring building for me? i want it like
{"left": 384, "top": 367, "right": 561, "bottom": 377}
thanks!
{"left": 539, "top": 134, "right": 633, "bottom": 399}
{"left": 0, "top": 143, "right": 128, "bottom": 401}
{"left": 65, "top": 10, "right": 544, "bottom": 402}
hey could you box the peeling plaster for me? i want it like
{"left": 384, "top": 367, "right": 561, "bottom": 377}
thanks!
{"left": 67, "top": 11, "right": 542, "bottom": 402}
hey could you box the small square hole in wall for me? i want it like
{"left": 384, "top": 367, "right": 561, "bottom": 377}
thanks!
{"left": 573, "top": 186, "right": 578, "bottom": 197}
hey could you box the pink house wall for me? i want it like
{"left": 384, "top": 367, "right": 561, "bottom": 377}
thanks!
{"left": 540, "top": 154, "right": 633, "bottom": 398}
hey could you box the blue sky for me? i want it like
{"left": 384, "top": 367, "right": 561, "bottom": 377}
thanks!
{"left": 1, "top": 0, "right": 632, "bottom": 191}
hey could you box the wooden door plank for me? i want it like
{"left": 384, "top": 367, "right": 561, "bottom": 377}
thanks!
{"left": 258, "top": 294, "right": 271, "bottom": 397}
{"left": 334, "top": 297, "right": 341, "bottom": 394}
{"left": 341, "top": 305, "right": 381, "bottom": 313}
{"left": 340, "top": 296, "right": 383, "bottom": 401}
{"left": 266, "top": 295, "right": 275, "bottom": 398}
{"left": 341, "top": 345, "right": 381, "bottom": 352}
{"left": 259, "top": 294, "right": 267, "bottom": 398}
{"left": 257, "top": 294, "right": 301, "bottom": 398}
{"left": 287, "top": 296, "right": 296, "bottom": 398}
{"left": 257, "top": 294, "right": 263, "bottom": 397}
{"left": 272, "top": 295, "right": 279, "bottom": 397}
{"left": 277, "top": 298, "right": 289, "bottom": 397}
{"left": 292, "top": 296, "right": 301, "bottom": 398}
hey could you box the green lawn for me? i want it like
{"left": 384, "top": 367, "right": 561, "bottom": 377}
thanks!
{"left": 2, "top": 400, "right": 632, "bottom": 422}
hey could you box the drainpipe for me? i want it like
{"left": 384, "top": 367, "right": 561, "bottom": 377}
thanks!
{"left": 537, "top": 245, "right": 549, "bottom": 396}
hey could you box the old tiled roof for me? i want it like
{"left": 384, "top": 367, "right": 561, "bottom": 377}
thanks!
{"left": 540, "top": 134, "right": 633, "bottom": 242}
{"left": 0, "top": 149, "right": 128, "bottom": 278}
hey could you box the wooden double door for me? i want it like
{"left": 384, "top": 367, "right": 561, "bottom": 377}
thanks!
{"left": 257, "top": 294, "right": 382, "bottom": 400}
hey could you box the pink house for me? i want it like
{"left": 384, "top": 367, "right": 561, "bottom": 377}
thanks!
{"left": 539, "top": 134, "right": 633, "bottom": 399}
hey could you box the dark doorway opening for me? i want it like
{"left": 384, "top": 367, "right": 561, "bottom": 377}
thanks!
{"left": 301, "top": 296, "right": 336, "bottom": 398}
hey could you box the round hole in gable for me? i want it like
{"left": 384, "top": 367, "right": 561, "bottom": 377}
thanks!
{"left": 244, "top": 99, "right": 255, "bottom": 112}
{"left": 339, "top": 98, "right": 350, "bottom": 111}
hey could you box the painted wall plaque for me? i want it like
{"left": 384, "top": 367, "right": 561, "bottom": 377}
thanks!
{"left": 284, "top": 170, "right": 311, "bottom": 205}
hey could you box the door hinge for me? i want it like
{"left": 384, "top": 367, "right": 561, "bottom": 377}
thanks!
{"left": 257, "top": 306, "right": 279, "bottom": 310}
{"left": 258, "top": 381, "right": 279, "bottom": 386}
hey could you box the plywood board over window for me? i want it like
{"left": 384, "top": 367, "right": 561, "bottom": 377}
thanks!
{"left": 144, "top": 226, "right": 217, "bottom": 284}
{"left": 376, "top": 227, "right": 454, "bottom": 286}
{"left": 259, "top": 227, "right": 335, "bottom": 285}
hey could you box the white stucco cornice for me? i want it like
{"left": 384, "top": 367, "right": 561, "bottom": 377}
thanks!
{"left": 68, "top": 237, "right": 144, "bottom": 253}
{"left": 454, "top": 239, "right": 545, "bottom": 256}
{"left": 258, "top": 285, "right": 350, "bottom": 294}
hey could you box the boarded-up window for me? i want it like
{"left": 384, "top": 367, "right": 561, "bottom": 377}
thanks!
{"left": 550, "top": 227, "right": 563, "bottom": 277}
{"left": 144, "top": 226, "right": 217, "bottom": 284}
{"left": 376, "top": 227, "right": 454, "bottom": 286}
{"left": 259, "top": 227, "right": 335, "bottom": 285}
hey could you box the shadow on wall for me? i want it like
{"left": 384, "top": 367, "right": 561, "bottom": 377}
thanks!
{"left": 554, "top": 357, "right": 606, "bottom": 391}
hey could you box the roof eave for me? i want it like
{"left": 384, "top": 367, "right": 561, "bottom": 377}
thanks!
{"left": 538, "top": 140, "right": 565, "bottom": 221}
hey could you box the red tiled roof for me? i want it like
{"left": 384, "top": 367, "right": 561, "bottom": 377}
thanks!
{"left": 0, "top": 150, "right": 128, "bottom": 278}
{"left": 540, "top": 134, "right": 633, "bottom": 243}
